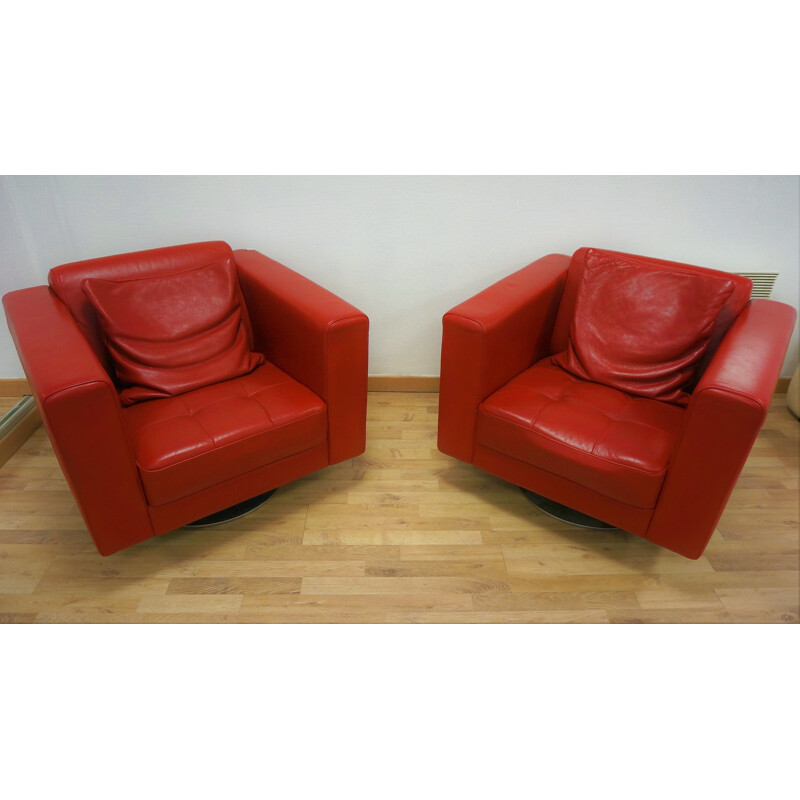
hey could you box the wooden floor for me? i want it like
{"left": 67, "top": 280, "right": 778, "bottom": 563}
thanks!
{"left": 0, "top": 397, "right": 21, "bottom": 417}
{"left": 0, "top": 392, "right": 797, "bottom": 623}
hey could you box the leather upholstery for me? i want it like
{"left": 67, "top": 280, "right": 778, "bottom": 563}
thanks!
{"left": 645, "top": 299, "right": 798, "bottom": 557}
{"left": 148, "top": 442, "right": 330, "bottom": 536}
{"left": 2, "top": 286, "right": 155, "bottom": 555}
{"left": 124, "top": 362, "right": 326, "bottom": 506}
{"left": 83, "top": 259, "right": 264, "bottom": 404}
{"left": 439, "top": 247, "right": 796, "bottom": 558}
{"left": 3, "top": 242, "right": 368, "bottom": 556}
{"left": 49, "top": 241, "right": 242, "bottom": 378}
{"left": 551, "top": 247, "right": 753, "bottom": 364}
{"left": 477, "top": 359, "right": 684, "bottom": 508}
{"left": 472, "top": 443, "right": 655, "bottom": 536}
{"left": 438, "top": 254, "right": 570, "bottom": 463}
{"left": 552, "top": 248, "right": 749, "bottom": 405}
{"left": 235, "top": 249, "right": 369, "bottom": 464}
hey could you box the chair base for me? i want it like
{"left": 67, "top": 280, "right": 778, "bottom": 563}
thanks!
{"left": 519, "top": 487, "right": 618, "bottom": 530}
{"left": 184, "top": 489, "right": 276, "bottom": 528}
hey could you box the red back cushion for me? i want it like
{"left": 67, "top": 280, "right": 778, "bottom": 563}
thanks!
{"left": 49, "top": 241, "right": 245, "bottom": 376}
{"left": 552, "top": 248, "right": 752, "bottom": 405}
{"left": 82, "top": 259, "right": 264, "bottom": 405}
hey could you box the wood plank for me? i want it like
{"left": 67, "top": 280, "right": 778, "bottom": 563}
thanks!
{"left": 0, "top": 379, "right": 31, "bottom": 394}
{"left": 301, "top": 576, "right": 510, "bottom": 595}
{"left": 33, "top": 611, "right": 242, "bottom": 623}
{"left": 0, "top": 402, "right": 42, "bottom": 469}
{"left": 472, "top": 591, "right": 641, "bottom": 611}
{"left": 715, "top": 587, "right": 799, "bottom": 623}
{"left": 0, "top": 612, "right": 38, "bottom": 623}
{"left": 606, "top": 609, "right": 735, "bottom": 623}
{"left": 303, "top": 530, "right": 484, "bottom": 546}
{"left": 239, "top": 593, "right": 474, "bottom": 611}
{"left": 136, "top": 594, "right": 243, "bottom": 614}
{"left": 165, "top": 577, "right": 302, "bottom": 595}
{"left": 386, "top": 610, "right": 609, "bottom": 623}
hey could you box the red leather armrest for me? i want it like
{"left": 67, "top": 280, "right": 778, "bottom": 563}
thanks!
{"left": 646, "top": 299, "right": 797, "bottom": 558}
{"left": 3, "top": 286, "right": 154, "bottom": 555}
{"left": 437, "top": 254, "right": 570, "bottom": 462}
{"left": 4, "top": 286, "right": 119, "bottom": 402}
{"left": 693, "top": 299, "right": 797, "bottom": 411}
{"left": 234, "top": 249, "right": 369, "bottom": 463}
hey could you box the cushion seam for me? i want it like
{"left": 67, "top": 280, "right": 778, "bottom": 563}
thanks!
{"left": 133, "top": 407, "right": 327, "bottom": 474}
{"left": 476, "top": 442, "right": 658, "bottom": 511}
{"left": 144, "top": 442, "right": 326, "bottom": 509}
{"left": 485, "top": 380, "right": 683, "bottom": 438}
{"left": 123, "top": 379, "right": 295, "bottom": 435}
{"left": 477, "top": 408, "right": 671, "bottom": 477}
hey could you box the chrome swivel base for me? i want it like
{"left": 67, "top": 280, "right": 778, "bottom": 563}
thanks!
{"left": 185, "top": 489, "right": 276, "bottom": 528}
{"left": 519, "top": 487, "right": 618, "bottom": 530}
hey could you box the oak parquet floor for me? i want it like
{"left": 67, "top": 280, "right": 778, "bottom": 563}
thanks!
{"left": 0, "top": 397, "right": 20, "bottom": 417}
{"left": 0, "top": 392, "right": 797, "bottom": 623}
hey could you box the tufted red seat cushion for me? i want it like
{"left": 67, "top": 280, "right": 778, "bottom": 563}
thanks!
{"left": 476, "top": 359, "right": 685, "bottom": 508}
{"left": 123, "top": 361, "right": 327, "bottom": 506}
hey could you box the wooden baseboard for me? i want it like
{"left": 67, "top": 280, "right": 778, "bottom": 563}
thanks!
{"left": 0, "top": 399, "right": 42, "bottom": 468}
{"left": 3, "top": 375, "right": 442, "bottom": 393}
{"left": 0, "top": 374, "right": 790, "bottom": 395}
{"left": 368, "top": 376, "right": 793, "bottom": 394}
{"left": 368, "top": 376, "right": 440, "bottom": 392}
{"left": 0, "top": 378, "right": 31, "bottom": 395}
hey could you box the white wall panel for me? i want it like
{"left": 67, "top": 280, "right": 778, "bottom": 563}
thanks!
{"left": 1, "top": 175, "right": 797, "bottom": 378}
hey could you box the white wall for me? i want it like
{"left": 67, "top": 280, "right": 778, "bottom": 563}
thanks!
{"left": 1, "top": 175, "right": 798, "bottom": 378}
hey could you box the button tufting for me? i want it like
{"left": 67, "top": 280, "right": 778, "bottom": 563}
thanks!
{"left": 122, "top": 361, "right": 327, "bottom": 506}
{"left": 477, "top": 358, "right": 685, "bottom": 508}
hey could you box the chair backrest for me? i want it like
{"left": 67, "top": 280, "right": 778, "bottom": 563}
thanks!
{"left": 550, "top": 247, "right": 753, "bottom": 387}
{"left": 48, "top": 241, "right": 250, "bottom": 378}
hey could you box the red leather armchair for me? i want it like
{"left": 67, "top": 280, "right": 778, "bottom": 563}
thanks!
{"left": 3, "top": 242, "right": 368, "bottom": 555}
{"left": 438, "top": 247, "right": 797, "bottom": 558}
